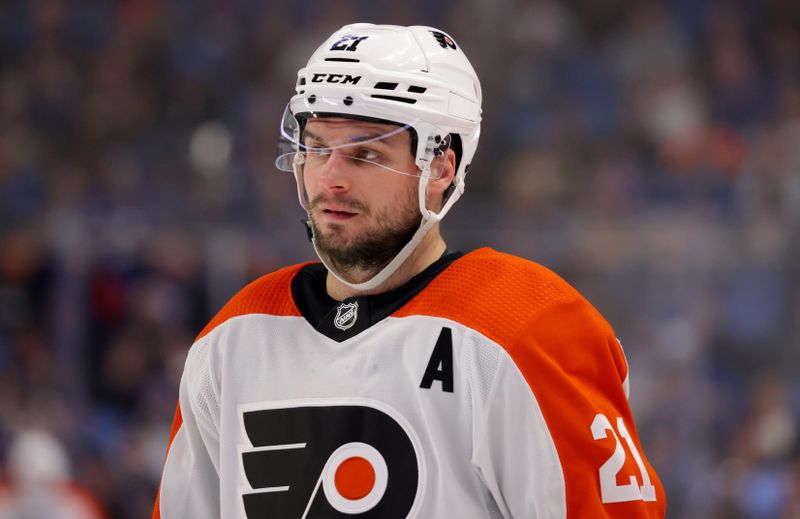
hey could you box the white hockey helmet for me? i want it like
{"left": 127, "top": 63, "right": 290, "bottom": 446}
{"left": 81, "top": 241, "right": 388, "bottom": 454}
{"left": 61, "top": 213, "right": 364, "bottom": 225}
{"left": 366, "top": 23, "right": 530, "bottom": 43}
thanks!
{"left": 277, "top": 23, "right": 482, "bottom": 291}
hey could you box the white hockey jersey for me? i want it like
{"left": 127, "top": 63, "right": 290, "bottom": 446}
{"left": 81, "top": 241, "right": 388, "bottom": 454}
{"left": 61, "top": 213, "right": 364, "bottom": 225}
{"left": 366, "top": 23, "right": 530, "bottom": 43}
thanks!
{"left": 154, "top": 248, "right": 666, "bottom": 518}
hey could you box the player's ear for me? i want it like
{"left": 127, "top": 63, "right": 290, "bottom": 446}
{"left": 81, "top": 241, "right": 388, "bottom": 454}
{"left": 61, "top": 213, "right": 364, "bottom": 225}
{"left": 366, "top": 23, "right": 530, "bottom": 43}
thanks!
{"left": 426, "top": 148, "right": 456, "bottom": 211}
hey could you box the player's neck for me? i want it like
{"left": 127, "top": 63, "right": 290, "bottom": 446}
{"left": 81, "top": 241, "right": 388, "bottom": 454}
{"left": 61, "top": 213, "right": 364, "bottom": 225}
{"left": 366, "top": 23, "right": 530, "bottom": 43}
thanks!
{"left": 325, "top": 229, "right": 446, "bottom": 301}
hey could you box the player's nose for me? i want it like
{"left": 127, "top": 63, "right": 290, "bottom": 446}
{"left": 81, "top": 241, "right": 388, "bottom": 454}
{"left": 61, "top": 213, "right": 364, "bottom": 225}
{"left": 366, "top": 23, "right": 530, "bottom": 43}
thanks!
{"left": 317, "top": 150, "right": 353, "bottom": 192}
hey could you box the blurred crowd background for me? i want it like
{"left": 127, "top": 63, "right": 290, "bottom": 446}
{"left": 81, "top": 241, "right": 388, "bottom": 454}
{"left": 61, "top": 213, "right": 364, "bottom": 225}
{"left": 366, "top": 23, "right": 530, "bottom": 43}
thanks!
{"left": 0, "top": 0, "right": 798, "bottom": 517}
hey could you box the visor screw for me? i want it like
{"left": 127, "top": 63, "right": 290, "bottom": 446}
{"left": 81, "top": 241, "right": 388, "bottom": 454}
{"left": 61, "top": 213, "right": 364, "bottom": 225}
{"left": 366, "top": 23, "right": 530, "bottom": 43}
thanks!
{"left": 343, "top": 96, "right": 353, "bottom": 106}
{"left": 434, "top": 135, "right": 441, "bottom": 143}
{"left": 308, "top": 94, "right": 317, "bottom": 104}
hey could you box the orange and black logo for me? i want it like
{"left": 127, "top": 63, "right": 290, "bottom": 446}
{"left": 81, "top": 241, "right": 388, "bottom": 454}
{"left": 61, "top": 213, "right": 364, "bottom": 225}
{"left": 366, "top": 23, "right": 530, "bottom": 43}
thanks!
{"left": 429, "top": 31, "right": 456, "bottom": 50}
{"left": 238, "top": 401, "right": 421, "bottom": 517}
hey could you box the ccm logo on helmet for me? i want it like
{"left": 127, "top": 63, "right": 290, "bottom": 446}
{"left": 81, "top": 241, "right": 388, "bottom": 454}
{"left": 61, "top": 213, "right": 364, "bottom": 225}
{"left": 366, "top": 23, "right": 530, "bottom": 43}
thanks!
{"left": 311, "top": 73, "right": 362, "bottom": 85}
{"left": 238, "top": 401, "right": 420, "bottom": 517}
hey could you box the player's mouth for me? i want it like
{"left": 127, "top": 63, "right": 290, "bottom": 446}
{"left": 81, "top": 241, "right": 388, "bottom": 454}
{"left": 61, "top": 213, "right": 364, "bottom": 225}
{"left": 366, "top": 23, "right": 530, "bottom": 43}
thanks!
{"left": 320, "top": 205, "right": 359, "bottom": 221}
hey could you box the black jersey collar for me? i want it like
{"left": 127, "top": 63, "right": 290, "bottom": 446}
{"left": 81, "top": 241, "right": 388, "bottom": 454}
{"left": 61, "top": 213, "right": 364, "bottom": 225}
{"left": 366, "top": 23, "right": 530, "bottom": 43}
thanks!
{"left": 291, "top": 252, "right": 462, "bottom": 342}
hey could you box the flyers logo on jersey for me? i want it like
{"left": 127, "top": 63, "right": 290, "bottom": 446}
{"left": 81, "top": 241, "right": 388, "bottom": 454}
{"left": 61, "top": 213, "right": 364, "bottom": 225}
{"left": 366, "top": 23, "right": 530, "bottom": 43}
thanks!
{"left": 238, "top": 400, "right": 421, "bottom": 517}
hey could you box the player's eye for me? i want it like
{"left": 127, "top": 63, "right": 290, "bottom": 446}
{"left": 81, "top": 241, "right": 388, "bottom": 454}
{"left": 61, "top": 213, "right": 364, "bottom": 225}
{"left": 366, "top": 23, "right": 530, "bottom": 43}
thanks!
{"left": 352, "top": 147, "right": 380, "bottom": 162}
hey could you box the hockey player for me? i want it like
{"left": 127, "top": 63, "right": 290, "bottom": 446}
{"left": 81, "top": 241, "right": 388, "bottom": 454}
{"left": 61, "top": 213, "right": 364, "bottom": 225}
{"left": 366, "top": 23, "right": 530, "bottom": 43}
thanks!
{"left": 154, "top": 23, "right": 666, "bottom": 518}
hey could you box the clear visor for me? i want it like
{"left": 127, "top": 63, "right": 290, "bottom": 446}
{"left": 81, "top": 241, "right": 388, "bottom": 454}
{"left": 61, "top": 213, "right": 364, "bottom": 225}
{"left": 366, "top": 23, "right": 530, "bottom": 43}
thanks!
{"left": 275, "top": 100, "right": 451, "bottom": 179}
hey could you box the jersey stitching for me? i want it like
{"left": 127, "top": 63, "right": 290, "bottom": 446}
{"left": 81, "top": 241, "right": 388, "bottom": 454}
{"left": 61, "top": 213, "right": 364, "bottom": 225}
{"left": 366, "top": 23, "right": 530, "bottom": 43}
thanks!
{"left": 470, "top": 350, "right": 506, "bottom": 466}
{"left": 472, "top": 347, "right": 567, "bottom": 519}
{"left": 188, "top": 344, "right": 222, "bottom": 441}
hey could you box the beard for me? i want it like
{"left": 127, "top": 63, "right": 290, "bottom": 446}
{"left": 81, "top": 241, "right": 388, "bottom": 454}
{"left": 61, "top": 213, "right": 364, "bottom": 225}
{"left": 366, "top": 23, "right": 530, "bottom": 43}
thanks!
{"left": 309, "top": 188, "right": 421, "bottom": 276}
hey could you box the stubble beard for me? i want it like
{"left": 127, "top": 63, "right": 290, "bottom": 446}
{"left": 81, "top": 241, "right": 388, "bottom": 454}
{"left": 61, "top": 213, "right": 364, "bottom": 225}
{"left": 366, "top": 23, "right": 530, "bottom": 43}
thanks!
{"left": 309, "top": 188, "right": 421, "bottom": 280}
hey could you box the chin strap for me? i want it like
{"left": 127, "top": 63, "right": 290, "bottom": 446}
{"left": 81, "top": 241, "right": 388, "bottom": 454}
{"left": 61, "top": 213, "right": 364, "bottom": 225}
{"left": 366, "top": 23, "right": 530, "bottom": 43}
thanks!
{"left": 312, "top": 211, "right": 440, "bottom": 292}
{"left": 302, "top": 219, "right": 314, "bottom": 241}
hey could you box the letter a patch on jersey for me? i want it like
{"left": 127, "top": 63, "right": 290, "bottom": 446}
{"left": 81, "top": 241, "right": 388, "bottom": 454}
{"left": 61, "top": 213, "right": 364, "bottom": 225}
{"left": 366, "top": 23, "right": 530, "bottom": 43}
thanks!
{"left": 420, "top": 328, "right": 454, "bottom": 393}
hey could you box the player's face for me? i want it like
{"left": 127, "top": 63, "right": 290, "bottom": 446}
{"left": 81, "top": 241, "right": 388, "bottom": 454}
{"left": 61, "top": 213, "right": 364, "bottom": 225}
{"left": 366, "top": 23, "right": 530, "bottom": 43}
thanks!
{"left": 301, "top": 118, "right": 421, "bottom": 272}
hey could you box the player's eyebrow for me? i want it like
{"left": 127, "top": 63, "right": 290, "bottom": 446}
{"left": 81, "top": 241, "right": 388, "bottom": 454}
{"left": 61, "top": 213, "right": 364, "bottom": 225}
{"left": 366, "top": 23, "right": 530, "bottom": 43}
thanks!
{"left": 302, "top": 128, "right": 396, "bottom": 147}
{"left": 302, "top": 128, "right": 327, "bottom": 146}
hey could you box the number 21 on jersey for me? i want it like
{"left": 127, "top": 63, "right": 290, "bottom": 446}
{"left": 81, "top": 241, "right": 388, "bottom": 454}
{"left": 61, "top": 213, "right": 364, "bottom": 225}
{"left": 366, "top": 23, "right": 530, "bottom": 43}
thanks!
{"left": 591, "top": 413, "right": 657, "bottom": 504}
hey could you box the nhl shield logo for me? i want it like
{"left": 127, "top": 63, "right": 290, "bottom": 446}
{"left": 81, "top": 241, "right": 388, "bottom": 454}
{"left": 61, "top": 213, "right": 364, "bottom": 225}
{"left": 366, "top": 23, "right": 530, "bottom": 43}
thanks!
{"left": 334, "top": 301, "right": 359, "bottom": 331}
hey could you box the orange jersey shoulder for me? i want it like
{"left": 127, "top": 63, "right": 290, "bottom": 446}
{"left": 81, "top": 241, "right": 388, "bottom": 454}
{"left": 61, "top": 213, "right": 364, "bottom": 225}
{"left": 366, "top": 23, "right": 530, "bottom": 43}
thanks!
{"left": 196, "top": 263, "right": 307, "bottom": 341}
{"left": 394, "top": 248, "right": 627, "bottom": 379}
{"left": 395, "top": 247, "right": 586, "bottom": 345}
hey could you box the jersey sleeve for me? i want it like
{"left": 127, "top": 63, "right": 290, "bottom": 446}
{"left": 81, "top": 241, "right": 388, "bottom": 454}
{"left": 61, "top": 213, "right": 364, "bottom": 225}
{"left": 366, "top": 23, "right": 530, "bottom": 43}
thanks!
{"left": 473, "top": 292, "right": 666, "bottom": 518}
{"left": 153, "top": 340, "right": 221, "bottom": 519}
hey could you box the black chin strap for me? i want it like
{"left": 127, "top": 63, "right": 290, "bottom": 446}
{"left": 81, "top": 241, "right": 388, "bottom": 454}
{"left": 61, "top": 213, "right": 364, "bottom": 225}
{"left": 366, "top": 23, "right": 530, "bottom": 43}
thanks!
{"left": 302, "top": 219, "right": 313, "bottom": 242}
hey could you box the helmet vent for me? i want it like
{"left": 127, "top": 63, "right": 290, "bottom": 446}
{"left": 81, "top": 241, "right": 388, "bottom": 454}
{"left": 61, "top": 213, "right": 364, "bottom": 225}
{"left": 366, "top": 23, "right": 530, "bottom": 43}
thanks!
{"left": 298, "top": 77, "right": 306, "bottom": 86}
{"left": 371, "top": 94, "right": 417, "bottom": 104}
{"left": 408, "top": 85, "right": 427, "bottom": 94}
{"left": 374, "top": 82, "right": 398, "bottom": 90}
{"left": 324, "top": 58, "right": 360, "bottom": 63}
